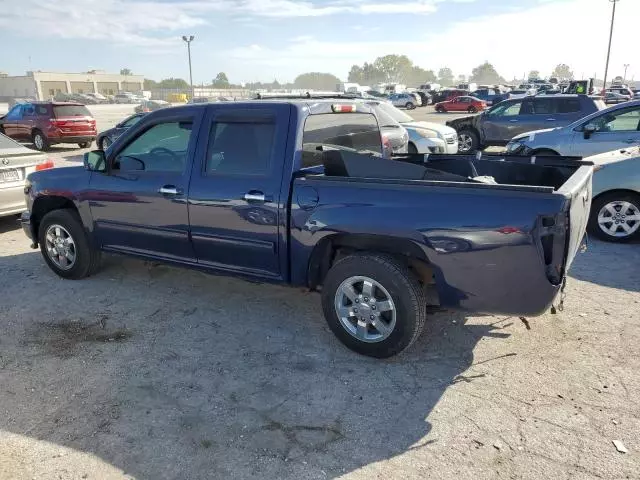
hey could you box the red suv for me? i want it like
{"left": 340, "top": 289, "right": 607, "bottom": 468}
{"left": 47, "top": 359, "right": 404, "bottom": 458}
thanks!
{"left": 0, "top": 101, "right": 96, "bottom": 151}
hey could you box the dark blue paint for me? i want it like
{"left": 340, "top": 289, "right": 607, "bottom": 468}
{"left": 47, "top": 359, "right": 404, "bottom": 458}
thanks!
{"left": 23, "top": 101, "right": 591, "bottom": 318}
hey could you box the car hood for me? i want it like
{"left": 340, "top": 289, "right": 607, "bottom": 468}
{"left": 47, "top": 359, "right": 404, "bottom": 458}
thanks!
{"left": 402, "top": 121, "right": 456, "bottom": 135}
{"left": 585, "top": 146, "right": 640, "bottom": 166}
{"left": 511, "top": 128, "right": 558, "bottom": 142}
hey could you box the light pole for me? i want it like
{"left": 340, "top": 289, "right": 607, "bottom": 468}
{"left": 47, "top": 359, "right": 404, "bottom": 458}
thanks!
{"left": 623, "top": 63, "right": 630, "bottom": 82}
{"left": 182, "top": 35, "right": 194, "bottom": 100}
{"left": 602, "top": 0, "right": 619, "bottom": 92}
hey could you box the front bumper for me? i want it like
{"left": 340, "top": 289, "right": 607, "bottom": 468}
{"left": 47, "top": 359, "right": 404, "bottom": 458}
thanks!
{"left": 412, "top": 136, "right": 458, "bottom": 154}
{"left": 0, "top": 184, "right": 27, "bottom": 218}
{"left": 20, "top": 211, "right": 38, "bottom": 247}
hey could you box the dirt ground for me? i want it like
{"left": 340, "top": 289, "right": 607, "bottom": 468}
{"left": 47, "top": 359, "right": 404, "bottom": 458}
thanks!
{"left": 0, "top": 213, "right": 638, "bottom": 480}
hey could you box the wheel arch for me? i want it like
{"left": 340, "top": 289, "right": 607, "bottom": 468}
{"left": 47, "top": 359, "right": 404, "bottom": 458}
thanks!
{"left": 592, "top": 188, "right": 640, "bottom": 204}
{"left": 31, "top": 196, "right": 79, "bottom": 242}
{"left": 530, "top": 148, "right": 560, "bottom": 156}
{"left": 306, "top": 233, "right": 435, "bottom": 290}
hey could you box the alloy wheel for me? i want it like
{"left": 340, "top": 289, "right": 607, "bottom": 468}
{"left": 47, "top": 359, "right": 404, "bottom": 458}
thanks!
{"left": 597, "top": 201, "right": 640, "bottom": 238}
{"left": 44, "top": 224, "right": 77, "bottom": 270}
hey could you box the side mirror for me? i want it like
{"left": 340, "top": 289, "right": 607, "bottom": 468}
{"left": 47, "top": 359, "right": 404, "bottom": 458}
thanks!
{"left": 583, "top": 123, "right": 597, "bottom": 139}
{"left": 83, "top": 150, "right": 107, "bottom": 172}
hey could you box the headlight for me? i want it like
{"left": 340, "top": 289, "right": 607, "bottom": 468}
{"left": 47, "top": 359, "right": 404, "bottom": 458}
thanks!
{"left": 415, "top": 128, "right": 439, "bottom": 139}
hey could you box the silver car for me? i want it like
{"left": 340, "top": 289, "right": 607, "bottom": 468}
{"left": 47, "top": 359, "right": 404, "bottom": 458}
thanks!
{"left": 506, "top": 100, "right": 640, "bottom": 158}
{"left": 0, "top": 133, "right": 52, "bottom": 217}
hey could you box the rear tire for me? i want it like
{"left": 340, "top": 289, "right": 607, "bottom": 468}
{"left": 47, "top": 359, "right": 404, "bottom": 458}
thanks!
{"left": 588, "top": 192, "right": 640, "bottom": 243}
{"left": 38, "top": 209, "right": 101, "bottom": 279}
{"left": 78, "top": 141, "right": 92, "bottom": 148}
{"left": 32, "top": 130, "right": 49, "bottom": 151}
{"left": 321, "top": 253, "right": 427, "bottom": 358}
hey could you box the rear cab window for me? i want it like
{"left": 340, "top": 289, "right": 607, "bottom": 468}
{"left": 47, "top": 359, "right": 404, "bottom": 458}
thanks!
{"left": 53, "top": 105, "right": 92, "bottom": 117}
{"left": 301, "top": 112, "right": 382, "bottom": 168}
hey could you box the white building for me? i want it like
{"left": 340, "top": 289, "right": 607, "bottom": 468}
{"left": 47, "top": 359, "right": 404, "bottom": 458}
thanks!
{"left": 0, "top": 70, "right": 145, "bottom": 100}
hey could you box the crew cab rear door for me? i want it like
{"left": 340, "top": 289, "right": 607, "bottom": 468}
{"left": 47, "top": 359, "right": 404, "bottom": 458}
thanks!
{"left": 187, "top": 103, "right": 291, "bottom": 279}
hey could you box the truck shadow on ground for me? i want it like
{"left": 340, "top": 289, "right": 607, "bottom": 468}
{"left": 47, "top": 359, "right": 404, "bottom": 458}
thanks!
{"left": 0, "top": 251, "right": 512, "bottom": 479}
{"left": 0, "top": 215, "right": 21, "bottom": 234}
{"left": 568, "top": 238, "right": 640, "bottom": 292}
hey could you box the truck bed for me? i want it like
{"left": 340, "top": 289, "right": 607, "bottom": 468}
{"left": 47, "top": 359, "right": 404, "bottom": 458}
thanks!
{"left": 290, "top": 151, "right": 593, "bottom": 316}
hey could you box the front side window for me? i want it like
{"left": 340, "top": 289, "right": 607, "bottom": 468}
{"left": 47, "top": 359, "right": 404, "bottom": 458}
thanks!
{"left": 591, "top": 107, "right": 640, "bottom": 132}
{"left": 116, "top": 121, "right": 193, "bottom": 172}
{"left": 5, "top": 105, "right": 22, "bottom": 120}
{"left": 205, "top": 116, "right": 276, "bottom": 175}
{"left": 487, "top": 101, "right": 522, "bottom": 117}
{"left": 122, "top": 114, "right": 144, "bottom": 128}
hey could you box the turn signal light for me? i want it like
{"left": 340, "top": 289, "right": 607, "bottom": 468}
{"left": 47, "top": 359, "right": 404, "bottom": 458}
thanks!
{"left": 35, "top": 159, "right": 55, "bottom": 171}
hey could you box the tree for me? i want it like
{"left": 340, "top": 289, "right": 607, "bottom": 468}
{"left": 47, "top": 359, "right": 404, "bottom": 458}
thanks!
{"left": 373, "top": 54, "right": 413, "bottom": 83}
{"left": 404, "top": 66, "right": 436, "bottom": 87}
{"left": 551, "top": 64, "right": 573, "bottom": 80}
{"left": 528, "top": 70, "right": 540, "bottom": 80}
{"left": 438, "top": 67, "right": 454, "bottom": 86}
{"left": 143, "top": 78, "right": 157, "bottom": 89}
{"left": 157, "top": 77, "right": 190, "bottom": 89}
{"left": 293, "top": 72, "right": 342, "bottom": 91}
{"left": 457, "top": 74, "right": 467, "bottom": 84}
{"left": 120, "top": 68, "right": 132, "bottom": 76}
{"left": 348, "top": 65, "right": 364, "bottom": 83}
{"left": 470, "top": 62, "right": 505, "bottom": 85}
{"left": 212, "top": 72, "right": 230, "bottom": 88}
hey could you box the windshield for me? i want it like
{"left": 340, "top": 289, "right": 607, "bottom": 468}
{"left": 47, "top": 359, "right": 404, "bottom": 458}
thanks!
{"left": 374, "top": 102, "right": 413, "bottom": 123}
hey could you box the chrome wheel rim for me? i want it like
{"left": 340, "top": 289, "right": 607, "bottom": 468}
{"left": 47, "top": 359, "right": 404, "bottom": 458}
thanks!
{"left": 598, "top": 201, "right": 640, "bottom": 238}
{"left": 334, "top": 276, "right": 396, "bottom": 343}
{"left": 45, "top": 224, "right": 76, "bottom": 270}
{"left": 34, "top": 134, "right": 44, "bottom": 150}
{"left": 102, "top": 137, "right": 111, "bottom": 149}
{"left": 458, "top": 133, "right": 473, "bottom": 152}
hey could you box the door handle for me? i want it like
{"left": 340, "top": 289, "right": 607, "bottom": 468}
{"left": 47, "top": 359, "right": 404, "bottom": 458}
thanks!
{"left": 509, "top": 119, "right": 519, "bottom": 123}
{"left": 158, "top": 185, "right": 180, "bottom": 195}
{"left": 545, "top": 118, "right": 556, "bottom": 121}
{"left": 244, "top": 191, "right": 266, "bottom": 203}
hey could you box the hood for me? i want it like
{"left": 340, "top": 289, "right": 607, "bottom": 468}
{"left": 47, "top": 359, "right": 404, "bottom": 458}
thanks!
{"left": 402, "top": 121, "right": 456, "bottom": 135}
{"left": 511, "top": 128, "right": 557, "bottom": 142}
{"left": 585, "top": 146, "right": 640, "bottom": 166}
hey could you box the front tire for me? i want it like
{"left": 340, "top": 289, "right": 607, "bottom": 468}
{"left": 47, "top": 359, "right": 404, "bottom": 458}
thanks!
{"left": 436, "top": 106, "right": 445, "bottom": 113}
{"left": 321, "top": 253, "right": 427, "bottom": 358}
{"left": 99, "top": 136, "right": 111, "bottom": 150}
{"left": 38, "top": 209, "right": 101, "bottom": 279}
{"left": 467, "top": 106, "right": 477, "bottom": 113}
{"left": 405, "top": 102, "right": 415, "bottom": 110}
{"left": 588, "top": 193, "right": 640, "bottom": 243}
{"left": 457, "top": 129, "right": 479, "bottom": 153}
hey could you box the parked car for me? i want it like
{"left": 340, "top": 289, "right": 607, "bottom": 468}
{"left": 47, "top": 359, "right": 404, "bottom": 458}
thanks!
{"left": 446, "top": 94, "right": 605, "bottom": 153}
{"left": 604, "top": 92, "right": 631, "bottom": 105}
{"left": 584, "top": 146, "right": 640, "bottom": 242}
{"left": 409, "top": 92, "right": 423, "bottom": 107}
{"left": 0, "top": 101, "right": 97, "bottom": 151}
{"left": 435, "top": 96, "right": 487, "bottom": 114}
{"left": 431, "top": 89, "right": 468, "bottom": 104}
{"left": 0, "top": 133, "right": 54, "bottom": 217}
{"left": 84, "top": 92, "right": 109, "bottom": 104}
{"left": 54, "top": 92, "right": 95, "bottom": 104}
{"left": 508, "top": 89, "right": 532, "bottom": 99}
{"left": 471, "top": 88, "right": 510, "bottom": 106}
{"left": 505, "top": 100, "right": 640, "bottom": 158}
{"left": 135, "top": 99, "right": 170, "bottom": 113}
{"left": 415, "top": 91, "right": 432, "bottom": 106}
{"left": 363, "top": 100, "right": 457, "bottom": 154}
{"left": 114, "top": 92, "right": 139, "bottom": 104}
{"left": 388, "top": 93, "right": 419, "bottom": 109}
{"left": 97, "top": 113, "right": 146, "bottom": 150}
{"left": 19, "top": 100, "right": 592, "bottom": 357}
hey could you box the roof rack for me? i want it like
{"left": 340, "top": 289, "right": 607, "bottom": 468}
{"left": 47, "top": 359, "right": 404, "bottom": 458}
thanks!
{"left": 253, "top": 92, "right": 361, "bottom": 100}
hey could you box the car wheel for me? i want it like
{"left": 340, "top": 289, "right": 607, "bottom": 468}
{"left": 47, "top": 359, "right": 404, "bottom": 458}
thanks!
{"left": 405, "top": 102, "right": 415, "bottom": 110}
{"left": 32, "top": 130, "right": 49, "bottom": 151}
{"left": 408, "top": 143, "right": 418, "bottom": 154}
{"left": 38, "top": 209, "right": 101, "bottom": 279}
{"left": 100, "top": 136, "right": 112, "bottom": 150}
{"left": 457, "top": 129, "right": 479, "bottom": 153}
{"left": 436, "top": 106, "right": 445, "bottom": 113}
{"left": 588, "top": 193, "right": 640, "bottom": 243}
{"left": 78, "top": 141, "right": 92, "bottom": 148}
{"left": 467, "top": 106, "right": 477, "bottom": 113}
{"left": 321, "top": 253, "right": 427, "bottom": 358}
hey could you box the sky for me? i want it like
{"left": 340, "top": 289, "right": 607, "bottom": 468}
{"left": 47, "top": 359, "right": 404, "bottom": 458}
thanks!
{"left": 0, "top": 0, "right": 637, "bottom": 85}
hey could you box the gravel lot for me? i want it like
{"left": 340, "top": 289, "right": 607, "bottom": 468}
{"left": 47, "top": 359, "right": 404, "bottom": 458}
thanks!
{"left": 1, "top": 103, "right": 639, "bottom": 480}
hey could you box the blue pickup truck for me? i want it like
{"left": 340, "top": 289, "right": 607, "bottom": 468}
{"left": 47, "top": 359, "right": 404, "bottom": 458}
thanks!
{"left": 20, "top": 100, "right": 593, "bottom": 357}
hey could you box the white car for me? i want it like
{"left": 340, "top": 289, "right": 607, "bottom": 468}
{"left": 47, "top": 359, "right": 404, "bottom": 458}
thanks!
{"left": 388, "top": 93, "right": 419, "bottom": 110}
{"left": 368, "top": 101, "right": 458, "bottom": 154}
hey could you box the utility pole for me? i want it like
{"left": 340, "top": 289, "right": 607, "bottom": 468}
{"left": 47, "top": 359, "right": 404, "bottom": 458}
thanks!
{"left": 623, "top": 63, "right": 630, "bottom": 82}
{"left": 602, "top": 0, "right": 619, "bottom": 92}
{"left": 182, "top": 35, "right": 195, "bottom": 100}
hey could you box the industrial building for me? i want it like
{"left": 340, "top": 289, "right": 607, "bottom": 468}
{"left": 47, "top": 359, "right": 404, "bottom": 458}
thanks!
{"left": 0, "top": 70, "right": 144, "bottom": 101}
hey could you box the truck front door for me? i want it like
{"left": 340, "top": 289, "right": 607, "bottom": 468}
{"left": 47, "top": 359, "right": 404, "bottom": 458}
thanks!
{"left": 187, "top": 104, "right": 290, "bottom": 280}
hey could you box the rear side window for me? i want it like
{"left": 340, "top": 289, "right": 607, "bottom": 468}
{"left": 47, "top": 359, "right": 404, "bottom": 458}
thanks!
{"left": 36, "top": 105, "right": 49, "bottom": 115}
{"left": 53, "top": 105, "right": 92, "bottom": 117}
{"left": 532, "top": 98, "right": 556, "bottom": 114}
{"left": 205, "top": 112, "right": 276, "bottom": 175}
{"left": 556, "top": 98, "right": 581, "bottom": 114}
{"left": 303, "top": 113, "right": 381, "bottom": 156}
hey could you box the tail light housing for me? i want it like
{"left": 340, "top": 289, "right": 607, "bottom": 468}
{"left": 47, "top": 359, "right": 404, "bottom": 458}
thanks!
{"left": 35, "top": 158, "right": 55, "bottom": 171}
